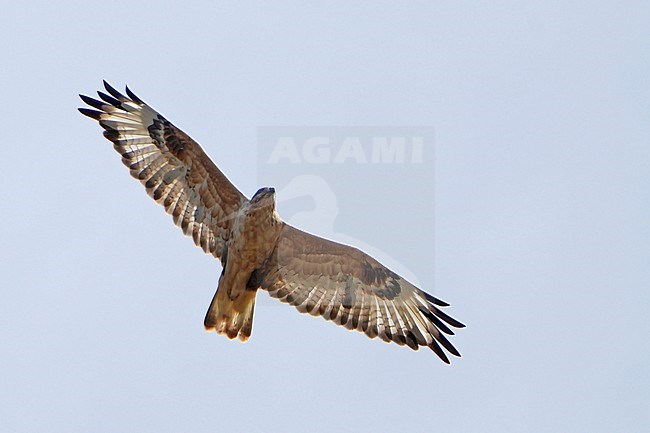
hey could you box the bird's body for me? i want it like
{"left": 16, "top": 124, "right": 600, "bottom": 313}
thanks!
{"left": 228, "top": 189, "right": 283, "bottom": 273}
{"left": 204, "top": 188, "right": 282, "bottom": 340}
{"left": 79, "top": 82, "right": 465, "bottom": 363}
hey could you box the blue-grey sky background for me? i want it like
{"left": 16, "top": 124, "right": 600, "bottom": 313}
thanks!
{"left": 2, "top": 2, "right": 649, "bottom": 432}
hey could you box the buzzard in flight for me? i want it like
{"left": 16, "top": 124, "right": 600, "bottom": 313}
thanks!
{"left": 79, "top": 82, "right": 465, "bottom": 363}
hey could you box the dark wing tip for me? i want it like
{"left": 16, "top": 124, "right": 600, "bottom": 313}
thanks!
{"left": 125, "top": 85, "right": 144, "bottom": 104}
{"left": 79, "top": 94, "right": 106, "bottom": 110}
{"left": 78, "top": 107, "right": 102, "bottom": 120}
{"left": 103, "top": 80, "right": 127, "bottom": 101}
{"left": 418, "top": 305, "right": 454, "bottom": 335}
{"left": 432, "top": 307, "right": 465, "bottom": 329}
{"left": 102, "top": 79, "right": 116, "bottom": 93}
{"left": 428, "top": 340, "right": 451, "bottom": 364}
{"left": 422, "top": 291, "right": 450, "bottom": 307}
{"left": 99, "top": 81, "right": 144, "bottom": 105}
{"left": 434, "top": 331, "right": 462, "bottom": 358}
{"left": 97, "top": 91, "right": 122, "bottom": 107}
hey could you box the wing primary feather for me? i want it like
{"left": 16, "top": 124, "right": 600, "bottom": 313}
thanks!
{"left": 97, "top": 91, "right": 122, "bottom": 107}
{"left": 125, "top": 85, "right": 145, "bottom": 104}
{"left": 428, "top": 339, "right": 450, "bottom": 364}
{"left": 78, "top": 108, "right": 103, "bottom": 120}
{"left": 103, "top": 81, "right": 128, "bottom": 101}
{"left": 417, "top": 305, "right": 454, "bottom": 335}
{"left": 79, "top": 94, "right": 107, "bottom": 111}
{"left": 405, "top": 304, "right": 432, "bottom": 345}
{"left": 431, "top": 306, "right": 466, "bottom": 329}
{"left": 422, "top": 291, "right": 450, "bottom": 307}
{"left": 433, "top": 331, "right": 461, "bottom": 357}
{"left": 399, "top": 306, "right": 425, "bottom": 348}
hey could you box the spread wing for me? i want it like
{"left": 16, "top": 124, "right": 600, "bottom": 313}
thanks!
{"left": 255, "top": 224, "right": 465, "bottom": 363}
{"left": 79, "top": 81, "right": 246, "bottom": 261}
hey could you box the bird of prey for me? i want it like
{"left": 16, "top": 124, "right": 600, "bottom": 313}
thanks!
{"left": 79, "top": 81, "right": 465, "bottom": 363}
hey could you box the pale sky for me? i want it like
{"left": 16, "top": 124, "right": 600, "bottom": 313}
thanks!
{"left": 2, "top": 2, "right": 649, "bottom": 432}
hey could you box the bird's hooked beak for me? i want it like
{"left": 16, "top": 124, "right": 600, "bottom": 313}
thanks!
{"left": 252, "top": 187, "right": 276, "bottom": 205}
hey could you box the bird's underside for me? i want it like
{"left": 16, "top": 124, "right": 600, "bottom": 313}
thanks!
{"left": 79, "top": 81, "right": 465, "bottom": 363}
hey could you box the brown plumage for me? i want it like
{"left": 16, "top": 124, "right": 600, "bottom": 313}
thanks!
{"left": 79, "top": 82, "right": 465, "bottom": 363}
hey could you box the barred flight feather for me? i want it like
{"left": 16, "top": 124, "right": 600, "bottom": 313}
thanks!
{"left": 256, "top": 225, "right": 465, "bottom": 363}
{"left": 79, "top": 81, "right": 246, "bottom": 260}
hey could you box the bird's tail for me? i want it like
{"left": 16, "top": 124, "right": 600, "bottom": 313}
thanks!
{"left": 204, "top": 287, "right": 257, "bottom": 342}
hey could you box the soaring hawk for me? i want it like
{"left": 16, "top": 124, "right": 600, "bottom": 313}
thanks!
{"left": 79, "top": 82, "right": 465, "bottom": 363}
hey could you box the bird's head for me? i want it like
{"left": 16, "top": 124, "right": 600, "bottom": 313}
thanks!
{"left": 250, "top": 186, "right": 276, "bottom": 211}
